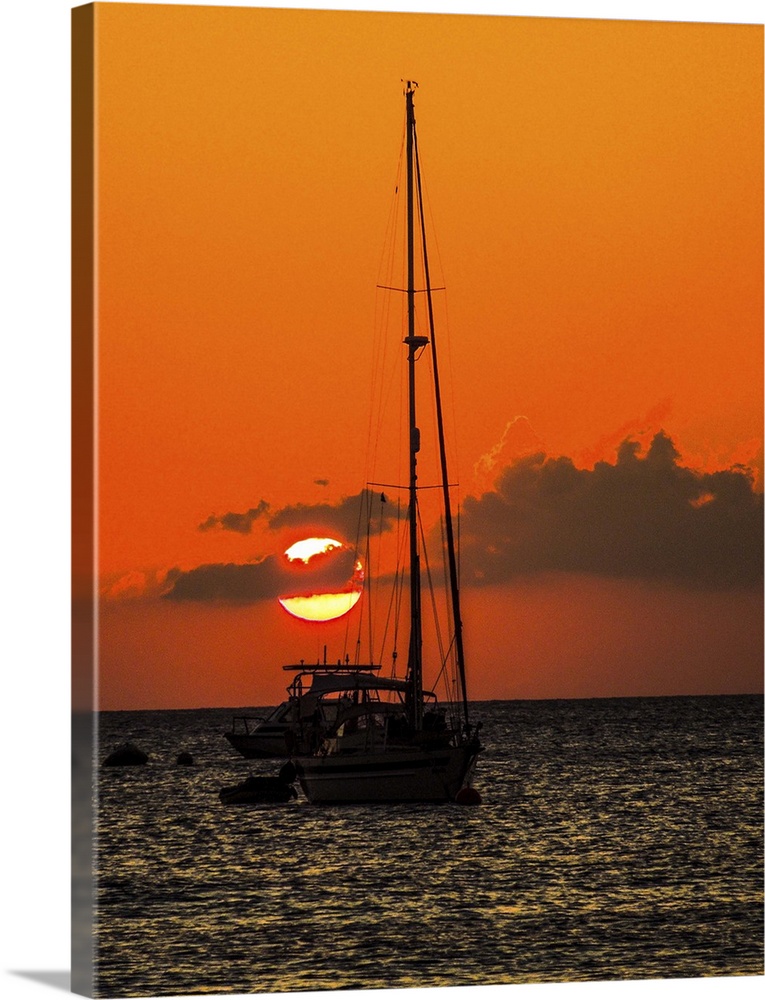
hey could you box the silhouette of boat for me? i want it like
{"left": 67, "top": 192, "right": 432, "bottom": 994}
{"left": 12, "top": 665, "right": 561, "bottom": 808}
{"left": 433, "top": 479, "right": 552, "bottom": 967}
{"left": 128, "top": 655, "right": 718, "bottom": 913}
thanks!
{"left": 290, "top": 83, "right": 483, "bottom": 804}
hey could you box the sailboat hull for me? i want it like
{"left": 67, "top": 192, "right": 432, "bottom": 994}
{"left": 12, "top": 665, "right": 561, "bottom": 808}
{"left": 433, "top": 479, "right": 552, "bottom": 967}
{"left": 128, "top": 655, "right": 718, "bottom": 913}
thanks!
{"left": 293, "top": 742, "right": 479, "bottom": 804}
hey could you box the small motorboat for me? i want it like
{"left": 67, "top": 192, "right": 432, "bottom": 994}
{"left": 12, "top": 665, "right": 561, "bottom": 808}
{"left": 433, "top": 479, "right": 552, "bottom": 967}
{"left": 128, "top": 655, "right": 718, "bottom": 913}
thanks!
{"left": 219, "top": 772, "right": 298, "bottom": 805}
{"left": 223, "top": 662, "right": 382, "bottom": 758}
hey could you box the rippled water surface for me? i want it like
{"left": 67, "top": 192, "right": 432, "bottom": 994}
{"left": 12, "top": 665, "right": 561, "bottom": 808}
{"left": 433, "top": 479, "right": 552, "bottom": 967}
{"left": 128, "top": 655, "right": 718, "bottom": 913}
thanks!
{"left": 93, "top": 696, "right": 763, "bottom": 997}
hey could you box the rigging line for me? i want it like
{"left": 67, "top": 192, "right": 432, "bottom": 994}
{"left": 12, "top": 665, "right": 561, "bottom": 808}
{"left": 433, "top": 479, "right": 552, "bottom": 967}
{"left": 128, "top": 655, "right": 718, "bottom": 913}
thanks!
{"left": 347, "top": 487, "right": 367, "bottom": 663}
{"left": 411, "top": 109, "right": 465, "bottom": 736}
{"left": 369, "top": 302, "right": 393, "bottom": 482}
{"left": 417, "top": 505, "right": 447, "bottom": 683}
{"left": 371, "top": 253, "right": 406, "bottom": 486}
{"left": 366, "top": 499, "right": 375, "bottom": 663}
{"left": 457, "top": 502, "right": 461, "bottom": 589}
{"left": 413, "top": 118, "right": 470, "bottom": 729}
{"left": 419, "top": 515, "right": 459, "bottom": 733}
{"left": 436, "top": 514, "right": 460, "bottom": 728}
{"left": 369, "top": 490, "right": 388, "bottom": 666}
{"left": 369, "top": 290, "right": 386, "bottom": 471}
{"left": 431, "top": 633, "right": 457, "bottom": 710}
{"left": 375, "top": 127, "right": 406, "bottom": 326}
{"left": 355, "top": 490, "right": 375, "bottom": 665}
{"left": 391, "top": 493, "right": 405, "bottom": 671}
{"left": 438, "top": 511, "right": 455, "bottom": 650}
{"left": 368, "top": 503, "right": 375, "bottom": 668}
{"left": 370, "top": 299, "right": 400, "bottom": 494}
{"left": 369, "top": 296, "right": 401, "bottom": 497}
{"left": 390, "top": 122, "right": 407, "bottom": 285}
{"left": 375, "top": 124, "right": 406, "bottom": 282}
{"left": 367, "top": 130, "right": 405, "bottom": 492}
{"left": 444, "top": 289, "right": 461, "bottom": 491}
{"left": 358, "top": 488, "right": 369, "bottom": 662}
{"left": 380, "top": 522, "right": 404, "bottom": 673}
{"left": 374, "top": 498, "right": 390, "bottom": 660}
{"left": 429, "top": 512, "right": 456, "bottom": 702}
{"left": 414, "top": 142, "right": 461, "bottom": 494}
{"left": 377, "top": 490, "right": 405, "bottom": 668}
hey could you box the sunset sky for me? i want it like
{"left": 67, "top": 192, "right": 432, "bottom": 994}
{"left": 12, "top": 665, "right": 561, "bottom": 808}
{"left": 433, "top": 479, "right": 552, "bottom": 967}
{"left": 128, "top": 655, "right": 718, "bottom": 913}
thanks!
{"left": 85, "top": 2, "right": 762, "bottom": 710}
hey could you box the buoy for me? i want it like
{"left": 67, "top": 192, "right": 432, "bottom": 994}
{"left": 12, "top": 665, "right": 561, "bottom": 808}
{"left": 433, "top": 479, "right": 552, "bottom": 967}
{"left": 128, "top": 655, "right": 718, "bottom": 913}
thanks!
{"left": 176, "top": 752, "right": 194, "bottom": 766}
{"left": 103, "top": 743, "right": 148, "bottom": 767}
{"left": 455, "top": 786, "right": 482, "bottom": 805}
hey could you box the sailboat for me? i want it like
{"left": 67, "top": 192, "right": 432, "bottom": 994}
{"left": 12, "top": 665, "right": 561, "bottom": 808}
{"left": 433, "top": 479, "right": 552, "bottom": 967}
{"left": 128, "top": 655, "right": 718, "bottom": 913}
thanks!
{"left": 291, "top": 83, "right": 483, "bottom": 804}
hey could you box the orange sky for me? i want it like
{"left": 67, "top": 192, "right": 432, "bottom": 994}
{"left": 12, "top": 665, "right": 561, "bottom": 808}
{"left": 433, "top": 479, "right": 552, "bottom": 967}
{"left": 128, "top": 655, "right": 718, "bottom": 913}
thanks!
{"left": 86, "top": 3, "right": 763, "bottom": 709}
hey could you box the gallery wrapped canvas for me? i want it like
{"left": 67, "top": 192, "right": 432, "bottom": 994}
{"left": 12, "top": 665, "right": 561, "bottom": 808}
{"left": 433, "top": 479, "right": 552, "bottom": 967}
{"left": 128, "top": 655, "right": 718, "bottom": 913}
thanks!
{"left": 72, "top": 2, "right": 763, "bottom": 998}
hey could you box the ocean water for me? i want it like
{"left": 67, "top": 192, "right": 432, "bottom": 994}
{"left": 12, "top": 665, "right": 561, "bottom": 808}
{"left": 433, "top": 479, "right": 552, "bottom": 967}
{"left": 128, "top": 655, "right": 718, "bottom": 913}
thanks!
{"left": 92, "top": 696, "right": 763, "bottom": 997}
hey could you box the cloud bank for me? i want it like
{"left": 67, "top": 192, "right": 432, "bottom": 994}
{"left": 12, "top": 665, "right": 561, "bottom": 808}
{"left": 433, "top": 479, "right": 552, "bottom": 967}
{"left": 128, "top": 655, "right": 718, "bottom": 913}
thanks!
{"left": 164, "top": 545, "right": 359, "bottom": 602}
{"left": 163, "top": 432, "right": 762, "bottom": 603}
{"left": 460, "top": 431, "right": 763, "bottom": 589}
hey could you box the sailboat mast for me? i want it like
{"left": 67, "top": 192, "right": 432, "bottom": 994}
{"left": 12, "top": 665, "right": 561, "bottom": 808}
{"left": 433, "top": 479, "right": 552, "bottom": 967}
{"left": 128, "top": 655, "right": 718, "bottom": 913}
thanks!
{"left": 404, "top": 81, "right": 426, "bottom": 729}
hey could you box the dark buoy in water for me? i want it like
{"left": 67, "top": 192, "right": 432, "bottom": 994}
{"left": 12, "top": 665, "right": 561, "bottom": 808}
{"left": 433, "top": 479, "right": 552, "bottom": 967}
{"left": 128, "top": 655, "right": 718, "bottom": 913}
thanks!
{"left": 455, "top": 786, "right": 482, "bottom": 805}
{"left": 103, "top": 743, "right": 148, "bottom": 767}
{"left": 176, "top": 751, "right": 194, "bottom": 766}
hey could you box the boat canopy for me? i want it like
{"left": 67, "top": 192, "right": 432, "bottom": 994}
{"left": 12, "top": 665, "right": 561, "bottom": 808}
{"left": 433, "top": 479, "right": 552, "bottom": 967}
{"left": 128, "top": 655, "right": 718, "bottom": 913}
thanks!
{"left": 307, "top": 672, "right": 409, "bottom": 695}
{"left": 282, "top": 663, "right": 381, "bottom": 672}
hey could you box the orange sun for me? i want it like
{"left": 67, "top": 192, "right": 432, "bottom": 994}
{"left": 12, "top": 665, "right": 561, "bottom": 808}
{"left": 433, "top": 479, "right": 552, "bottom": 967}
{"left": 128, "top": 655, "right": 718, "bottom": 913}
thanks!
{"left": 278, "top": 537, "right": 364, "bottom": 622}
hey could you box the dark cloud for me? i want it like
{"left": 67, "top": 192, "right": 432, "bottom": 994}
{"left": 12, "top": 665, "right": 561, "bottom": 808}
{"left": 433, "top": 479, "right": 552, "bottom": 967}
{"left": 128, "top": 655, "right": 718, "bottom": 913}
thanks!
{"left": 164, "top": 545, "right": 359, "bottom": 602}
{"left": 460, "top": 431, "right": 763, "bottom": 589}
{"left": 267, "top": 489, "right": 398, "bottom": 539}
{"left": 198, "top": 499, "right": 270, "bottom": 534}
{"left": 197, "top": 490, "right": 397, "bottom": 540}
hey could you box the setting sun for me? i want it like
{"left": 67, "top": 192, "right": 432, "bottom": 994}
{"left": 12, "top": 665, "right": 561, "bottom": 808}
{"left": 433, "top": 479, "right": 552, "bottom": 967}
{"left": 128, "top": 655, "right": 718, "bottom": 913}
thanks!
{"left": 284, "top": 538, "right": 343, "bottom": 563}
{"left": 278, "top": 537, "right": 364, "bottom": 622}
